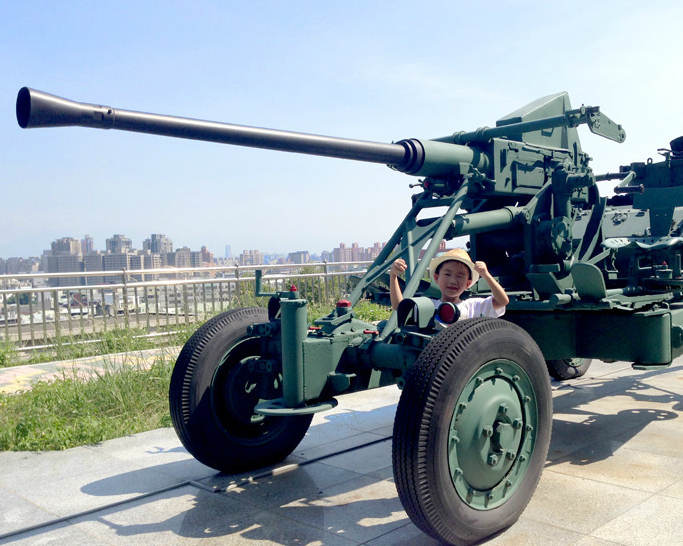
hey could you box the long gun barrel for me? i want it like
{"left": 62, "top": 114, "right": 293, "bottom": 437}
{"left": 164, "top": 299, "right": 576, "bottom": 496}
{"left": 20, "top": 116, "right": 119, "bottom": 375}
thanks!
{"left": 16, "top": 87, "right": 487, "bottom": 178}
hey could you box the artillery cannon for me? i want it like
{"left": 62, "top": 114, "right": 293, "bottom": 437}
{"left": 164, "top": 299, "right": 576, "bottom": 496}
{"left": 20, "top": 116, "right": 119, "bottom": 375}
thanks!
{"left": 16, "top": 87, "right": 683, "bottom": 546}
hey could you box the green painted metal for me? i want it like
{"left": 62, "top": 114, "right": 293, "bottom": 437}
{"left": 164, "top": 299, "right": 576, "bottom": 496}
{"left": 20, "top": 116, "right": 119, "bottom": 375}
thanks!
{"left": 18, "top": 85, "right": 683, "bottom": 395}
{"left": 448, "top": 359, "right": 537, "bottom": 510}
{"left": 279, "top": 298, "right": 307, "bottom": 408}
{"left": 21, "top": 85, "right": 683, "bottom": 546}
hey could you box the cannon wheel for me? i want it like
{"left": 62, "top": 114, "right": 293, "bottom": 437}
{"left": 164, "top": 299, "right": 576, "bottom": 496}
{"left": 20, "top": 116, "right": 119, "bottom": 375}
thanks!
{"left": 169, "top": 307, "right": 312, "bottom": 472}
{"left": 393, "top": 318, "right": 552, "bottom": 546}
{"left": 546, "top": 358, "right": 592, "bottom": 380}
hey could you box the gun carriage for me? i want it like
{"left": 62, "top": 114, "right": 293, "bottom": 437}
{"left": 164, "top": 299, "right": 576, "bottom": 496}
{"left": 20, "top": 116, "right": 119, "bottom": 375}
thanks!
{"left": 16, "top": 87, "right": 683, "bottom": 545}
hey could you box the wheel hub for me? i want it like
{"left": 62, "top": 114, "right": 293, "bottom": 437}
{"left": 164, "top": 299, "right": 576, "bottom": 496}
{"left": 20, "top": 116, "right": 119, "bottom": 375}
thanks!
{"left": 224, "top": 359, "right": 265, "bottom": 426}
{"left": 447, "top": 359, "right": 538, "bottom": 510}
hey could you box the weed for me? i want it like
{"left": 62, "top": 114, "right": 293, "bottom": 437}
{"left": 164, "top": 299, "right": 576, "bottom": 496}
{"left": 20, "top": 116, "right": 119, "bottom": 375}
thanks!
{"left": 0, "top": 355, "right": 175, "bottom": 451}
{"left": 0, "top": 342, "right": 17, "bottom": 368}
{"left": 0, "top": 299, "right": 393, "bottom": 451}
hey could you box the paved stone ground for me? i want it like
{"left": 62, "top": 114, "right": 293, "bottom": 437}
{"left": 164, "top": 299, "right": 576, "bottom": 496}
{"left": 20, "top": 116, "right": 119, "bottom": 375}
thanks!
{"left": 1, "top": 357, "right": 683, "bottom": 545}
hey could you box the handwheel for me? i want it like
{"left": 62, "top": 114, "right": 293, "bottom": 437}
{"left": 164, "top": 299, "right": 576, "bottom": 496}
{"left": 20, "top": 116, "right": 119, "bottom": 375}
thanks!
{"left": 392, "top": 318, "right": 552, "bottom": 546}
{"left": 169, "top": 307, "right": 312, "bottom": 472}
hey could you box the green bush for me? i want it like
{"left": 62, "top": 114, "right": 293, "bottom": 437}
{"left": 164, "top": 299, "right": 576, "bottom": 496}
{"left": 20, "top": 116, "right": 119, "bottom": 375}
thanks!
{"left": 0, "top": 356, "right": 174, "bottom": 451}
{"left": 0, "top": 342, "right": 17, "bottom": 368}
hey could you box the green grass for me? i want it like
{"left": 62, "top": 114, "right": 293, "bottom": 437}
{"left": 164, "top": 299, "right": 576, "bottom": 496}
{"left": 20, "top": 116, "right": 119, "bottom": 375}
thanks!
{"left": 0, "top": 355, "right": 175, "bottom": 451}
{"left": 0, "top": 299, "right": 394, "bottom": 451}
{"left": 0, "top": 321, "right": 204, "bottom": 369}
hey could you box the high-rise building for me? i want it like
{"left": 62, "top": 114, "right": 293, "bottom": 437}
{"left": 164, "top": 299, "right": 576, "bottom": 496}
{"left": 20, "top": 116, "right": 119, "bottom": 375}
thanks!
{"left": 333, "top": 243, "right": 352, "bottom": 263}
{"left": 143, "top": 233, "right": 173, "bottom": 254}
{"left": 103, "top": 252, "right": 131, "bottom": 283}
{"left": 1, "top": 257, "right": 39, "bottom": 275}
{"left": 288, "top": 251, "right": 310, "bottom": 264}
{"left": 129, "top": 250, "right": 162, "bottom": 281}
{"left": 106, "top": 234, "right": 133, "bottom": 254}
{"left": 83, "top": 251, "right": 105, "bottom": 285}
{"left": 367, "top": 242, "right": 386, "bottom": 261}
{"left": 46, "top": 237, "right": 83, "bottom": 286}
{"left": 175, "top": 247, "right": 192, "bottom": 268}
{"left": 51, "top": 237, "right": 81, "bottom": 255}
{"left": 239, "top": 249, "right": 264, "bottom": 266}
{"left": 331, "top": 242, "right": 386, "bottom": 263}
{"left": 225, "top": 245, "right": 232, "bottom": 259}
{"left": 200, "top": 246, "right": 213, "bottom": 265}
{"left": 81, "top": 234, "right": 94, "bottom": 255}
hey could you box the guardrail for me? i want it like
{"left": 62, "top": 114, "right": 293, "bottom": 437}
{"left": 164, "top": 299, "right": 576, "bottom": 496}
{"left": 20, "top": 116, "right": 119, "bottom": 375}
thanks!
{"left": 0, "top": 261, "right": 372, "bottom": 350}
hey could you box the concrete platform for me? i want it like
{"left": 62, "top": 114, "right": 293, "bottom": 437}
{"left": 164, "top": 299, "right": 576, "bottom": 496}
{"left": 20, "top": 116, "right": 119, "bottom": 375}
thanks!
{"left": 2, "top": 357, "right": 683, "bottom": 545}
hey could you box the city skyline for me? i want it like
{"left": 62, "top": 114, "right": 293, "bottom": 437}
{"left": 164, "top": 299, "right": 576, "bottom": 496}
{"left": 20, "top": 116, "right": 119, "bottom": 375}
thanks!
{"left": 0, "top": 228, "right": 380, "bottom": 260}
{"left": 3, "top": 3, "right": 683, "bottom": 262}
{"left": 0, "top": 228, "right": 390, "bottom": 277}
{"left": 0, "top": 231, "right": 388, "bottom": 263}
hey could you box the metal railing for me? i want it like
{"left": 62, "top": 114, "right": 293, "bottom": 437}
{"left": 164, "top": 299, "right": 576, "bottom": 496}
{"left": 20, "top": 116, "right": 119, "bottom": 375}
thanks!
{"left": 0, "top": 261, "right": 371, "bottom": 350}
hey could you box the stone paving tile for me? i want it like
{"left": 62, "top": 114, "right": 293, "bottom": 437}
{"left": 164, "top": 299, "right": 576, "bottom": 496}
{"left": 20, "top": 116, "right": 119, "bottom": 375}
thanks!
{"left": 591, "top": 494, "right": 683, "bottom": 546}
{"left": 549, "top": 400, "right": 683, "bottom": 463}
{"left": 204, "top": 460, "right": 364, "bottom": 510}
{"left": 548, "top": 411, "right": 645, "bottom": 463}
{"left": 0, "top": 447, "right": 182, "bottom": 516}
{"left": 608, "top": 416, "right": 683, "bottom": 460}
{"left": 321, "top": 404, "right": 398, "bottom": 435}
{"left": 0, "top": 485, "right": 58, "bottom": 537}
{"left": 0, "top": 520, "right": 109, "bottom": 545}
{"left": 638, "top": 366, "right": 683, "bottom": 398}
{"left": 660, "top": 476, "right": 683, "bottom": 500}
{"left": 295, "top": 423, "right": 379, "bottom": 457}
{"left": 569, "top": 388, "right": 683, "bottom": 416}
{"left": 524, "top": 470, "right": 651, "bottom": 535}
{"left": 72, "top": 484, "right": 356, "bottom": 546}
{"left": 272, "top": 474, "right": 406, "bottom": 544}
{"left": 296, "top": 431, "right": 390, "bottom": 462}
{"left": 0, "top": 364, "right": 56, "bottom": 394}
{"left": 84, "top": 427, "right": 218, "bottom": 482}
{"left": 333, "top": 386, "right": 402, "bottom": 412}
{"left": 477, "top": 518, "right": 623, "bottom": 546}
{"left": 363, "top": 513, "right": 625, "bottom": 546}
{"left": 362, "top": 522, "right": 440, "bottom": 545}
{"left": 366, "top": 465, "right": 394, "bottom": 482}
{"left": 549, "top": 441, "right": 683, "bottom": 493}
{"left": 317, "top": 437, "right": 392, "bottom": 475}
{"left": 551, "top": 376, "right": 656, "bottom": 413}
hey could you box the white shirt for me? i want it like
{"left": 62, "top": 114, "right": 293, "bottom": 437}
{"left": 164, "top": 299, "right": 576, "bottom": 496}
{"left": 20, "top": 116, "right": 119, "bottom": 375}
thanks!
{"left": 433, "top": 296, "right": 505, "bottom": 320}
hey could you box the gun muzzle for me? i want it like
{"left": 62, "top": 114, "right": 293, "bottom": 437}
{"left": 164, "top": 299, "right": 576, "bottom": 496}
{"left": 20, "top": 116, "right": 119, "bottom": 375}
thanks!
{"left": 16, "top": 87, "right": 114, "bottom": 130}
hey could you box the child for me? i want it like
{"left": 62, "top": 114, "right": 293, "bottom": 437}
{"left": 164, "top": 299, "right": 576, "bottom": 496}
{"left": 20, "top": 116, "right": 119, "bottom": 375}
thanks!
{"left": 389, "top": 248, "right": 508, "bottom": 319}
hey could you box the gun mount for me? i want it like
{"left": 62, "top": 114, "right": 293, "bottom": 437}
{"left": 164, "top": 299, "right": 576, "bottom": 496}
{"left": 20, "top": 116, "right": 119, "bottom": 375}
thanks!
{"left": 17, "top": 86, "right": 683, "bottom": 546}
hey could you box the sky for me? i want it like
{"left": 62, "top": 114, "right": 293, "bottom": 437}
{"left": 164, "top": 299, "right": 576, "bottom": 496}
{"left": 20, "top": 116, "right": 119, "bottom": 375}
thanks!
{"left": 2, "top": 1, "right": 683, "bottom": 259}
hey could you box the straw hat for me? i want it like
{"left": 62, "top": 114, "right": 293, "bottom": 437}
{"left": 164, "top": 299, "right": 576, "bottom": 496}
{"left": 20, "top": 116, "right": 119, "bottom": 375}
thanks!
{"left": 429, "top": 248, "right": 479, "bottom": 284}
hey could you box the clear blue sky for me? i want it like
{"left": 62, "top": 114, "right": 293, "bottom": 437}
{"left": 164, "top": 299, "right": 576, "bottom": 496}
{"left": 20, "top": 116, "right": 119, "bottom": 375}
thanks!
{"left": 2, "top": 1, "right": 682, "bottom": 259}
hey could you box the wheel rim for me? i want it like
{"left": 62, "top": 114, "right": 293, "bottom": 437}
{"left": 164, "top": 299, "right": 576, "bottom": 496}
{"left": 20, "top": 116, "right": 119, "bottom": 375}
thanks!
{"left": 209, "top": 337, "right": 281, "bottom": 439}
{"left": 448, "top": 359, "right": 538, "bottom": 510}
{"left": 565, "top": 358, "right": 585, "bottom": 370}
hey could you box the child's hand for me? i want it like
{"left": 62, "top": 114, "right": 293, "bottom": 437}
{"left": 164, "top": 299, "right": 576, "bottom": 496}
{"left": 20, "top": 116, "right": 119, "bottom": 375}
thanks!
{"left": 473, "top": 261, "right": 490, "bottom": 279}
{"left": 390, "top": 259, "right": 407, "bottom": 277}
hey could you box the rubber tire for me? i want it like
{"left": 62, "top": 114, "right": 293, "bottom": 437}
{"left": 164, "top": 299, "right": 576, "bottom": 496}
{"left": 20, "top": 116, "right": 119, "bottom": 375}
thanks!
{"left": 392, "top": 318, "right": 552, "bottom": 546}
{"left": 169, "top": 307, "right": 313, "bottom": 472}
{"left": 546, "top": 358, "right": 592, "bottom": 381}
